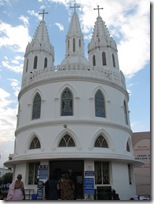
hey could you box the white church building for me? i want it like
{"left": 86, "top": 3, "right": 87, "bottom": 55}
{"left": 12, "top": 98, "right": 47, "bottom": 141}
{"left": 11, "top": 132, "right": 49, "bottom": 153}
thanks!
{"left": 5, "top": 4, "right": 140, "bottom": 200}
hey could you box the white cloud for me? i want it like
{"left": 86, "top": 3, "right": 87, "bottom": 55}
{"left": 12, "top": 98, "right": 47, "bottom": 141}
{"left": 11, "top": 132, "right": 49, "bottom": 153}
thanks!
{"left": 54, "top": 22, "right": 64, "bottom": 31}
{"left": 0, "top": 20, "right": 31, "bottom": 53}
{"left": 19, "top": 15, "right": 29, "bottom": 26}
{"left": 1, "top": 55, "right": 23, "bottom": 73}
{"left": 27, "top": 10, "right": 42, "bottom": 21}
{"left": 9, "top": 79, "right": 21, "bottom": 97}
{"left": 0, "top": 88, "right": 17, "bottom": 144}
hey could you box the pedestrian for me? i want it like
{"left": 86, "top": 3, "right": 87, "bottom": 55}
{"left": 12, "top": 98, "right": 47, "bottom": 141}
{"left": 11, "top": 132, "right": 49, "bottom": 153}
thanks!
{"left": 112, "top": 189, "right": 120, "bottom": 200}
{"left": 45, "top": 173, "right": 59, "bottom": 200}
{"left": 60, "top": 173, "right": 75, "bottom": 200}
{"left": 68, "top": 169, "right": 76, "bottom": 199}
{"left": 6, "top": 174, "right": 25, "bottom": 200}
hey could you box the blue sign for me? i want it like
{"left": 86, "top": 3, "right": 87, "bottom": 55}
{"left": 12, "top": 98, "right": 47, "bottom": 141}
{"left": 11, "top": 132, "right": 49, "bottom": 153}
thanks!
{"left": 37, "top": 165, "right": 48, "bottom": 179}
{"left": 84, "top": 178, "right": 94, "bottom": 195}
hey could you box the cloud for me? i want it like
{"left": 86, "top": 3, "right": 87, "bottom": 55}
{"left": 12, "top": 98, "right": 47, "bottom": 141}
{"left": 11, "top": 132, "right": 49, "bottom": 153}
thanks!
{"left": 54, "top": 22, "right": 64, "bottom": 31}
{"left": 0, "top": 88, "right": 17, "bottom": 144}
{"left": 27, "top": 10, "right": 42, "bottom": 21}
{"left": 0, "top": 20, "right": 31, "bottom": 53}
{"left": 19, "top": 15, "right": 29, "bottom": 26}
{"left": 1, "top": 55, "right": 23, "bottom": 73}
{"left": 9, "top": 79, "right": 21, "bottom": 97}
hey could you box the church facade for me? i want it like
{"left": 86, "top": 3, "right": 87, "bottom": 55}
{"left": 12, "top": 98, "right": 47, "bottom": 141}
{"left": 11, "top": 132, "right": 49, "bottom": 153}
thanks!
{"left": 5, "top": 5, "right": 139, "bottom": 200}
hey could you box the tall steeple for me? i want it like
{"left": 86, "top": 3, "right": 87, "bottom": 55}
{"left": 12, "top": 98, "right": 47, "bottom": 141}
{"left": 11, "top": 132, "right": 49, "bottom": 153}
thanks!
{"left": 23, "top": 10, "right": 54, "bottom": 82}
{"left": 61, "top": 2, "right": 89, "bottom": 66}
{"left": 88, "top": 6, "right": 119, "bottom": 70}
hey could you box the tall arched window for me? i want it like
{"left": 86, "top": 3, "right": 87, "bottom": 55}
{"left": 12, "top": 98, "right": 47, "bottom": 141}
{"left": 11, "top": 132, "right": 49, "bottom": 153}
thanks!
{"left": 33, "top": 56, "right": 38, "bottom": 69}
{"left": 29, "top": 136, "right": 41, "bottom": 149}
{"left": 79, "top": 39, "right": 81, "bottom": 47}
{"left": 93, "top": 55, "right": 96, "bottom": 66}
{"left": 95, "top": 90, "right": 106, "bottom": 117}
{"left": 32, "top": 93, "right": 41, "bottom": 120}
{"left": 59, "top": 135, "right": 75, "bottom": 147}
{"left": 112, "top": 54, "right": 115, "bottom": 67}
{"left": 126, "top": 141, "right": 130, "bottom": 152}
{"left": 61, "top": 88, "right": 73, "bottom": 116}
{"left": 124, "top": 101, "right": 128, "bottom": 125}
{"left": 73, "top": 38, "right": 75, "bottom": 52}
{"left": 44, "top": 57, "right": 47, "bottom": 68}
{"left": 94, "top": 135, "right": 108, "bottom": 148}
{"left": 102, "top": 52, "right": 106, "bottom": 66}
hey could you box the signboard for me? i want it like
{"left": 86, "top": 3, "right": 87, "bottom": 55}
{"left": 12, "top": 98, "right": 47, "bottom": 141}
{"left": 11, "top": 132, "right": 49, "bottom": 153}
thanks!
{"left": 85, "top": 171, "right": 95, "bottom": 176}
{"left": 84, "top": 178, "right": 94, "bottom": 195}
{"left": 37, "top": 165, "right": 48, "bottom": 179}
{"left": 37, "top": 188, "right": 43, "bottom": 200}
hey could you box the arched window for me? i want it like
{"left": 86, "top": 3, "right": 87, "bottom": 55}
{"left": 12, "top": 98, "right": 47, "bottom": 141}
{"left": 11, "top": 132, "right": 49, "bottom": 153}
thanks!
{"left": 61, "top": 88, "right": 73, "bottom": 116}
{"left": 93, "top": 55, "right": 96, "bottom": 66}
{"left": 94, "top": 135, "right": 108, "bottom": 148}
{"left": 59, "top": 135, "right": 75, "bottom": 147}
{"left": 95, "top": 90, "right": 106, "bottom": 117}
{"left": 33, "top": 56, "right": 38, "bottom": 69}
{"left": 126, "top": 142, "right": 130, "bottom": 152}
{"left": 73, "top": 38, "right": 75, "bottom": 52}
{"left": 32, "top": 93, "right": 41, "bottom": 120}
{"left": 29, "top": 136, "right": 41, "bottom": 149}
{"left": 112, "top": 54, "right": 115, "bottom": 67}
{"left": 102, "top": 52, "right": 106, "bottom": 66}
{"left": 68, "top": 39, "right": 70, "bottom": 48}
{"left": 124, "top": 101, "right": 128, "bottom": 125}
{"left": 44, "top": 57, "right": 47, "bottom": 68}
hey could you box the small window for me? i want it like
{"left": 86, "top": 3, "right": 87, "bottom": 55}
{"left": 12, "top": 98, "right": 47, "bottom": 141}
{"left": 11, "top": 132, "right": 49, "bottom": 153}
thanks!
{"left": 112, "top": 54, "right": 115, "bottom": 67}
{"left": 94, "top": 135, "right": 108, "bottom": 148}
{"left": 126, "top": 142, "right": 130, "bottom": 152}
{"left": 61, "top": 88, "right": 73, "bottom": 116}
{"left": 73, "top": 38, "right": 75, "bottom": 52}
{"left": 32, "top": 93, "right": 41, "bottom": 120}
{"left": 95, "top": 161, "right": 110, "bottom": 184}
{"left": 33, "top": 56, "right": 38, "bottom": 69}
{"left": 26, "top": 59, "right": 29, "bottom": 72}
{"left": 44, "top": 58, "right": 47, "bottom": 68}
{"left": 93, "top": 55, "right": 96, "bottom": 66}
{"left": 102, "top": 52, "right": 106, "bottom": 66}
{"left": 79, "top": 39, "right": 81, "bottom": 47}
{"left": 29, "top": 136, "right": 41, "bottom": 149}
{"left": 124, "top": 101, "right": 128, "bottom": 125}
{"left": 59, "top": 135, "right": 75, "bottom": 147}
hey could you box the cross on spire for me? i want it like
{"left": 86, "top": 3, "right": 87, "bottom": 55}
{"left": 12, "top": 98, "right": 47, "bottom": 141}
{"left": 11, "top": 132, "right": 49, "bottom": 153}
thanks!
{"left": 39, "top": 9, "right": 48, "bottom": 21}
{"left": 70, "top": 0, "right": 80, "bottom": 12}
{"left": 94, "top": 5, "right": 103, "bottom": 17}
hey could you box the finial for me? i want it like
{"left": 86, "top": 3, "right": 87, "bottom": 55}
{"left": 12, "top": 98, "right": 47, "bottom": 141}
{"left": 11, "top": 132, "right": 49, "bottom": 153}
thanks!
{"left": 39, "top": 9, "right": 48, "bottom": 21}
{"left": 70, "top": 0, "right": 80, "bottom": 12}
{"left": 94, "top": 5, "right": 103, "bottom": 17}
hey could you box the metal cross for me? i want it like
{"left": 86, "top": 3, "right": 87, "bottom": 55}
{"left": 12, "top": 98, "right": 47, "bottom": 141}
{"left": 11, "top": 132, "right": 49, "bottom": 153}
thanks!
{"left": 70, "top": 0, "right": 80, "bottom": 12}
{"left": 94, "top": 5, "right": 103, "bottom": 17}
{"left": 39, "top": 9, "right": 48, "bottom": 21}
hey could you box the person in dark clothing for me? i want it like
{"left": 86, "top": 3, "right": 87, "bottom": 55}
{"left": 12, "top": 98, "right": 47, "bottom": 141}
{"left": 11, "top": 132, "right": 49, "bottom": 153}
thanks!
{"left": 45, "top": 173, "right": 59, "bottom": 200}
{"left": 112, "top": 189, "right": 120, "bottom": 200}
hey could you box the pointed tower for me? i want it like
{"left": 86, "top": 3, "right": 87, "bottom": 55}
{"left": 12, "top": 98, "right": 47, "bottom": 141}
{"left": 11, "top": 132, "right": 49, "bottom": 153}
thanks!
{"left": 88, "top": 6, "right": 119, "bottom": 71}
{"left": 22, "top": 10, "right": 54, "bottom": 87}
{"left": 61, "top": 3, "right": 89, "bottom": 66}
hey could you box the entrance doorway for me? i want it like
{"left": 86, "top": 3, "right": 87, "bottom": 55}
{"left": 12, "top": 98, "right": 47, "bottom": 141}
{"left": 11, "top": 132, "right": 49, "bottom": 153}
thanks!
{"left": 49, "top": 160, "right": 84, "bottom": 199}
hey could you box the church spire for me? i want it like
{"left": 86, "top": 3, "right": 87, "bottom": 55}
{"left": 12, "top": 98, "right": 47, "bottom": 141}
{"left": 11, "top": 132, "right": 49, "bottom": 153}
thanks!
{"left": 61, "top": 2, "right": 88, "bottom": 66}
{"left": 22, "top": 10, "right": 54, "bottom": 84}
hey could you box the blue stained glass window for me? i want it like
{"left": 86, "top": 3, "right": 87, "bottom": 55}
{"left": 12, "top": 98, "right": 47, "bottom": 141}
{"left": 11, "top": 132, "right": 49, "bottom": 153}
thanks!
{"left": 95, "top": 90, "right": 106, "bottom": 117}
{"left": 61, "top": 88, "right": 73, "bottom": 116}
{"left": 32, "top": 93, "right": 41, "bottom": 119}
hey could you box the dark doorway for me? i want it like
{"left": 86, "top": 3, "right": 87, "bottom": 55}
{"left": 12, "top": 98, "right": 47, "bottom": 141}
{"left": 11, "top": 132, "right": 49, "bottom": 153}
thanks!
{"left": 49, "top": 160, "right": 84, "bottom": 199}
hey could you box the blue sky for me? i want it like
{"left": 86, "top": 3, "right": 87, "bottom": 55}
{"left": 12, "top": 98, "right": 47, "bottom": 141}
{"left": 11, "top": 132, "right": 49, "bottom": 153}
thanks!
{"left": 0, "top": 0, "right": 150, "bottom": 167}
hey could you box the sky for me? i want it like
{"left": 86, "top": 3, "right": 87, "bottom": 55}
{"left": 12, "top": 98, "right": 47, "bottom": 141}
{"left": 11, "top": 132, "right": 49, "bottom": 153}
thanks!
{"left": 0, "top": 0, "right": 150, "bottom": 168}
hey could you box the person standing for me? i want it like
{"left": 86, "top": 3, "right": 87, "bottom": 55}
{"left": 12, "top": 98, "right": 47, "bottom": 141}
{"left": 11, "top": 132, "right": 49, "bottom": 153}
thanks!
{"left": 6, "top": 174, "right": 25, "bottom": 200}
{"left": 45, "top": 173, "right": 59, "bottom": 200}
{"left": 60, "top": 173, "right": 75, "bottom": 200}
